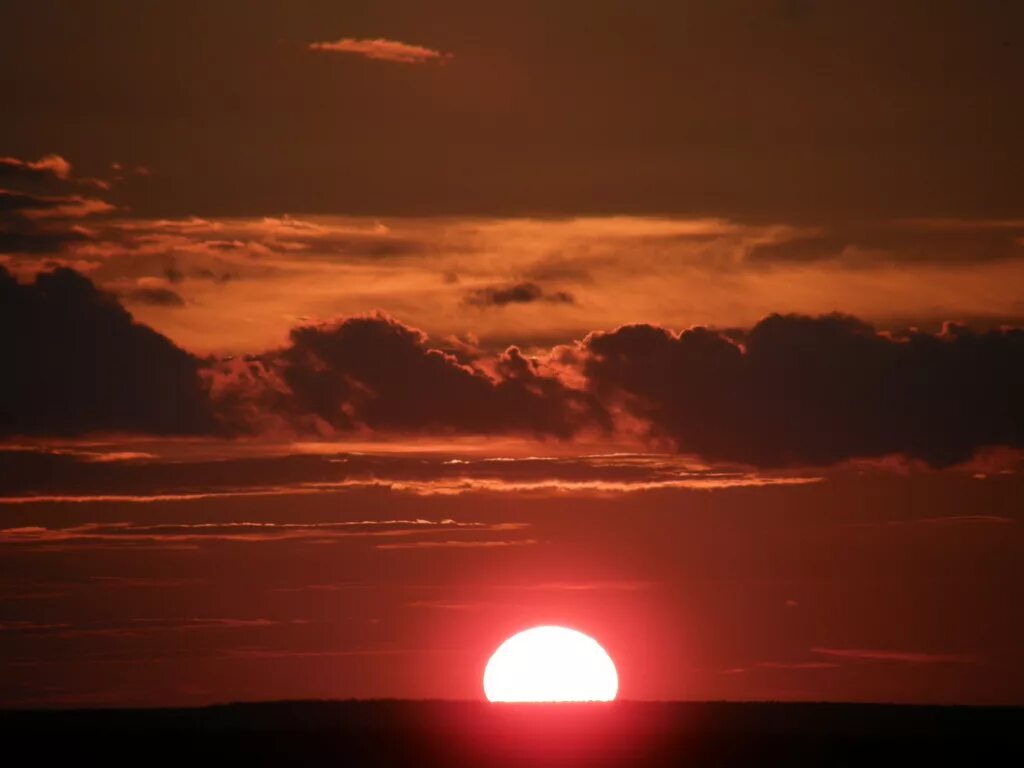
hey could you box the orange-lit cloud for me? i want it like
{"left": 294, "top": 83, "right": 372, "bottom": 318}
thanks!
{"left": 4, "top": 259, "right": 1024, "bottom": 469}
{"left": 308, "top": 37, "right": 451, "bottom": 64}
{"left": 17, "top": 213, "right": 1018, "bottom": 358}
{"left": 0, "top": 153, "right": 72, "bottom": 180}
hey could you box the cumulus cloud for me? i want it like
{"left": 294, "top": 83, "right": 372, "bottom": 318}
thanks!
{"left": 582, "top": 313, "right": 1024, "bottom": 467}
{"left": 249, "top": 313, "right": 607, "bottom": 437}
{"left": 0, "top": 266, "right": 214, "bottom": 436}
{"left": 3, "top": 267, "right": 1024, "bottom": 469}
{"left": 308, "top": 37, "right": 451, "bottom": 64}
{"left": 464, "top": 281, "right": 576, "bottom": 308}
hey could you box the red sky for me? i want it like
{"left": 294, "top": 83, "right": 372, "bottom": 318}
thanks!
{"left": 1, "top": 0, "right": 1022, "bottom": 708}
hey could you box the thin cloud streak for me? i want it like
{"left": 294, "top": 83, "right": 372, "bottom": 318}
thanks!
{"left": 308, "top": 37, "right": 451, "bottom": 64}
{"left": 376, "top": 539, "right": 537, "bottom": 550}
{"left": 811, "top": 648, "right": 982, "bottom": 665}
{"left": 0, "top": 520, "right": 531, "bottom": 548}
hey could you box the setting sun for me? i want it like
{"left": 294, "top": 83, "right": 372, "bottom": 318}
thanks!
{"left": 483, "top": 626, "right": 619, "bottom": 702}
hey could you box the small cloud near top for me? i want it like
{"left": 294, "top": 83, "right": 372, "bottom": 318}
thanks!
{"left": 308, "top": 37, "right": 452, "bottom": 64}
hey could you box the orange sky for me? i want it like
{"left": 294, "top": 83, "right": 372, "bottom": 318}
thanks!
{"left": 1, "top": 0, "right": 1023, "bottom": 708}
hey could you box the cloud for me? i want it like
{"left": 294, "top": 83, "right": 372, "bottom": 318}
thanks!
{"left": 0, "top": 519, "right": 530, "bottom": 548}
{"left": 124, "top": 286, "right": 186, "bottom": 307}
{"left": 0, "top": 226, "right": 91, "bottom": 254}
{"left": 3, "top": 267, "right": 1024, "bottom": 469}
{"left": 811, "top": 648, "right": 981, "bottom": 665}
{"left": 0, "top": 447, "right": 818, "bottom": 503}
{"left": 0, "top": 157, "right": 115, "bottom": 264}
{"left": 23, "top": 195, "right": 115, "bottom": 220}
{"left": 850, "top": 514, "right": 1014, "bottom": 529}
{"left": 582, "top": 313, "right": 1024, "bottom": 467}
{"left": 0, "top": 189, "right": 113, "bottom": 219}
{"left": 376, "top": 538, "right": 537, "bottom": 550}
{"left": 0, "top": 616, "right": 308, "bottom": 639}
{"left": 0, "top": 154, "right": 71, "bottom": 181}
{"left": 308, "top": 37, "right": 451, "bottom": 64}
{"left": 248, "top": 313, "right": 607, "bottom": 437}
{"left": 0, "top": 266, "right": 215, "bottom": 436}
{"left": 747, "top": 220, "right": 1024, "bottom": 265}
{"left": 464, "top": 281, "right": 576, "bottom": 308}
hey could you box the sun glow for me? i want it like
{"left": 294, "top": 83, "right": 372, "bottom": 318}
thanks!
{"left": 483, "top": 625, "right": 619, "bottom": 702}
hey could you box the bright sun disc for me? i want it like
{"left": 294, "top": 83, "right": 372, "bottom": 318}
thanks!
{"left": 483, "top": 625, "right": 618, "bottom": 702}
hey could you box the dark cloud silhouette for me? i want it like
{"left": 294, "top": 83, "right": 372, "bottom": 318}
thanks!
{"left": 4, "top": 268, "right": 1024, "bottom": 466}
{"left": 464, "top": 282, "right": 575, "bottom": 308}
{"left": 266, "top": 314, "right": 604, "bottom": 437}
{"left": 583, "top": 314, "right": 1024, "bottom": 467}
{"left": 0, "top": 266, "right": 214, "bottom": 436}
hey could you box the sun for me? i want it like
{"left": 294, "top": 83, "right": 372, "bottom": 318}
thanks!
{"left": 483, "top": 625, "right": 619, "bottom": 702}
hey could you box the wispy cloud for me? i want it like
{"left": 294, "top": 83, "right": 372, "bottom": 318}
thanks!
{"left": 0, "top": 449, "right": 822, "bottom": 504}
{"left": 812, "top": 647, "right": 981, "bottom": 665}
{"left": 848, "top": 514, "right": 1014, "bottom": 529}
{"left": 376, "top": 538, "right": 537, "bottom": 550}
{"left": 754, "top": 661, "right": 840, "bottom": 670}
{"left": 0, "top": 519, "right": 531, "bottom": 549}
{"left": 308, "top": 37, "right": 451, "bottom": 64}
{"left": 0, "top": 617, "right": 308, "bottom": 639}
{"left": 0, "top": 153, "right": 72, "bottom": 180}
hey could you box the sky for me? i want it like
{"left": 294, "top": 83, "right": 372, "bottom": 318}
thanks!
{"left": 1, "top": 0, "right": 1022, "bottom": 708}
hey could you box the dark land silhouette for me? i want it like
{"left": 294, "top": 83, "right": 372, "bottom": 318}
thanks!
{"left": 2, "top": 700, "right": 1019, "bottom": 766}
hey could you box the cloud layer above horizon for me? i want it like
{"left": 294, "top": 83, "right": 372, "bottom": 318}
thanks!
{"left": 3, "top": 264, "right": 1022, "bottom": 469}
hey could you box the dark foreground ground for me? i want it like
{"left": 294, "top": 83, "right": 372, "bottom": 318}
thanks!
{"left": 2, "top": 700, "right": 1020, "bottom": 766}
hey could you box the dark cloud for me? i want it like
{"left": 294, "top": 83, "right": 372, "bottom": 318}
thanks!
{"left": 464, "top": 281, "right": 575, "bottom": 308}
{"left": 124, "top": 286, "right": 186, "bottom": 307}
{"left": 583, "top": 313, "right": 1024, "bottom": 467}
{"left": 0, "top": 226, "right": 90, "bottom": 254}
{"left": 0, "top": 189, "right": 112, "bottom": 219}
{"left": 264, "top": 314, "right": 604, "bottom": 437}
{"left": 1, "top": 161, "right": 114, "bottom": 258}
{"left": 0, "top": 189, "right": 63, "bottom": 215}
{"left": 0, "top": 266, "right": 214, "bottom": 436}
{"left": 4, "top": 268, "right": 1024, "bottom": 467}
{"left": 163, "top": 263, "right": 185, "bottom": 283}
